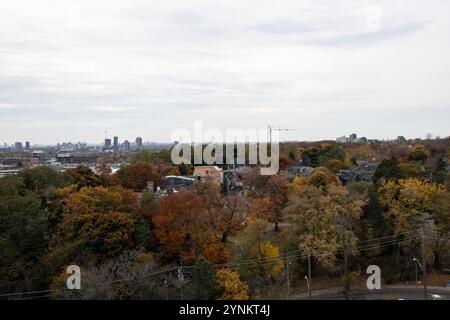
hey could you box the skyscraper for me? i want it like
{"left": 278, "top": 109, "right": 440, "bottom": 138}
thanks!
{"left": 25, "top": 141, "right": 30, "bottom": 150}
{"left": 122, "top": 140, "right": 131, "bottom": 151}
{"left": 105, "top": 138, "right": 112, "bottom": 149}
{"left": 15, "top": 142, "right": 23, "bottom": 151}
{"left": 135, "top": 137, "right": 142, "bottom": 150}
{"left": 113, "top": 136, "right": 119, "bottom": 151}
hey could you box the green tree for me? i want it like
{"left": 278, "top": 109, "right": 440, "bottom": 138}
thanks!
{"left": 434, "top": 155, "right": 448, "bottom": 184}
{"left": 373, "top": 156, "right": 402, "bottom": 184}
{"left": 0, "top": 192, "right": 49, "bottom": 293}
{"left": 65, "top": 165, "right": 105, "bottom": 189}
{"left": 408, "top": 145, "right": 429, "bottom": 163}
{"left": 131, "top": 149, "right": 172, "bottom": 164}
{"left": 187, "top": 260, "right": 218, "bottom": 300}
{"left": 19, "top": 166, "right": 68, "bottom": 193}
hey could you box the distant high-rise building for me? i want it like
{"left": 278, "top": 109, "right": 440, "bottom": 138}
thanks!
{"left": 15, "top": 142, "right": 23, "bottom": 151}
{"left": 122, "top": 140, "right": 131, "bottom": 151}
{"left": 113, "top": 136, "right": 119, "bottom": 151}
{"left": 396, "top": 136, "right": 407, "bottom": 144}
{"left": 105, "top": 138, "right": 112, "bottom": 149}
{"left": 349, "top": 133, "right": 357, "bottom": 141}
{"left": 135, "top": 137, "right": 143, "bottom": 150}
{"left": 25, "top": 141, "right": 30, "bottom": 150}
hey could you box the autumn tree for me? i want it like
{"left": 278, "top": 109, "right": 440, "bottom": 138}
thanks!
{"left": 65, "top": 165, "right": 105, "bottom": 189}
{"left": 264, "top": 174, "right": 289, "bottom": 232}
{"left": 178, "top": 163, "right": 192, "bottom": 176}
{"left": 157, "top": 163, "right": 180, "bottom": 177}
{"left": 378, "top": 178, "right": 443, "bottom": 235}
{"left": 51, "top": 250, "right": 184, "bottom": 300}
{"left": 378, "top": 179, "right": 445, "bottom": 275}
{"left": 233, "top": 218, "right": 283, "bottom": 282}
{"left": 289, "top": 176, "right": 309, "bottom": 194}
{"left": 47, "top": 186, "right": 135, "bottom": 268}
{"left": 215, "top": 268, "right": 249, "bottom": 300}
{"left": 133, "top": 191, "right": 159, "bottom": 250}
{"left": 218, "top": 195, "right": 247, "bottom": 243}
{"left": 153, "top": 190, "right": 229, "bottom": 264}
{"left": 194, "top": 181, "right": 246, "bottom": 244}
{"left": 279, "top": 156, "right": 293, "bottom": 170}
{"left": 408, "top": 145, "right": 429, "bottom": 163}
{"left": 398, "top": 163, "right": 421, "bottom": 179}
{"left": 347, "top": 144, "right": 376, "bottom": 162}
{"left": 429, "top": 188, "right": 450, "bottom": 269}
{"left": 308, "top": 167, "right": 341, "bottom": 189}
{"left": 116, "top": 162, "right": 162, "bottom": 191}
{"left": 326, "top": 159, "right": 343, "bottom": 173}
{"left": 96, "top": 163, "right": 119, "bottom": 186}
{"left": 284, "top": 185, "right": 366, "bottom": 270}
{"left": 302, "top": 144, "right": 348, "bottom": 168}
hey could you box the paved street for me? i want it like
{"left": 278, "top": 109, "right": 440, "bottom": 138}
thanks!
{"left": 292, "top": 285, "right": 450, "bottom": 300}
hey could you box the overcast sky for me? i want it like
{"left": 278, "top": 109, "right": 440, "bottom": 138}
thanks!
{"left": 1, "top": 0, "right": 449, "bottom": 144}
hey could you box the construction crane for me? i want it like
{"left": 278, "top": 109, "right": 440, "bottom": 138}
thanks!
{"left": 267, "top": 125, "right": 295, "bottom": 144}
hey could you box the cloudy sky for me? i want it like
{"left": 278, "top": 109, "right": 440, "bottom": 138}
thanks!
{"left": 1, "top": 0, "right": 449, "bottom": 144}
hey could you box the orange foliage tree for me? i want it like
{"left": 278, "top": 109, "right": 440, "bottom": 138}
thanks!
{"left": 116, "top": 162, "right": 162, "bottom": 191}
{"left": 153, "top": 190, "right": 230, "bottom": 264}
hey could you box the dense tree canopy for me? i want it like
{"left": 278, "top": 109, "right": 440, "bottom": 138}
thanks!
{"left": 1, "top": 137, "right": 449, "bottom": 299}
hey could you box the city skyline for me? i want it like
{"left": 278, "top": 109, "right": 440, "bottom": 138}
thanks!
{"left": 1, "top": 0, "right": 450, "bottom": 143}
{"left": 2, "top": 131, "right": 446, "bottom": 147}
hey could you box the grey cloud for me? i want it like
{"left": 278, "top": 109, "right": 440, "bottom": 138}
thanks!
{"left": 249, "top": 20, "right": 312, "bottom": 34}
{"left": 307, "top": 20, "right": 429, "bottom": 46}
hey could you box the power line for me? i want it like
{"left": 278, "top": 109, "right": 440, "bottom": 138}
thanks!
{"left": 423, "top": 235, "right": 450, "bottom": 241}
{"left": 356, "top": 229, "right": 421, "bottom": 243}
{"left": 0, "top": 231, "right": 429, "bottom": 299}
{"left": 0, "top": 289, "right": 52, "bottom": 298}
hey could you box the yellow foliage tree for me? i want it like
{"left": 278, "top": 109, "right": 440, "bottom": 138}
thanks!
{"left": 284, "top": 185, "right": 366, "bottom": 270}
{"left": 378, "top": 178, "right": 444, "bottom": 235}
{"left": 250, "top": 241, "right": 284, "bottom": 278}
{"left": 215, "top": 268, "right": 249, "bottom": 300}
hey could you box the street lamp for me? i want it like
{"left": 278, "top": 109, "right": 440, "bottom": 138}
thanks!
{"left": 286, "top": 261, "right": 292, "bottom": 296}
{"left": 413, "top": 257, "right": 424, "bottom": 300}
{"left": 304, "top": 275, "right": 311, "bottom": 300}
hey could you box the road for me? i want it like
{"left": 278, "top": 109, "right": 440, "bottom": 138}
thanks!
{"left": 291, "top": 285, "right": 450, "bottom": 300}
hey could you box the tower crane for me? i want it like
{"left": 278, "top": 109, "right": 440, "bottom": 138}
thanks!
{"left": 267, "top": 125, "right": 295, "bottom": 145}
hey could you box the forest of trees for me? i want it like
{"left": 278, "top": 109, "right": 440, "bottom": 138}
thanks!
{"left": 0, "top": 139, "right": 449, "bottom": 300}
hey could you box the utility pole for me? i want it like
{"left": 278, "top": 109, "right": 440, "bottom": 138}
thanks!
{"left": 304, "top": 275, "right": 310, "bottom": 300}
{"left": 286, "top": 261, "right": 291, "bottom": 296}
{"left": 421, "top": 227, "right": 427, "bottom": 300}
{"left": 344, "top": 236, "right": 349, "bottom": 300}
{"left": 307, "top": 254, "right": 312, "bottom": 300}
{"left": 414, "top": 261, "right": 418, "bottom": 300}
{"left": 413, "top": 257, "right": 424, "bottom": 301}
